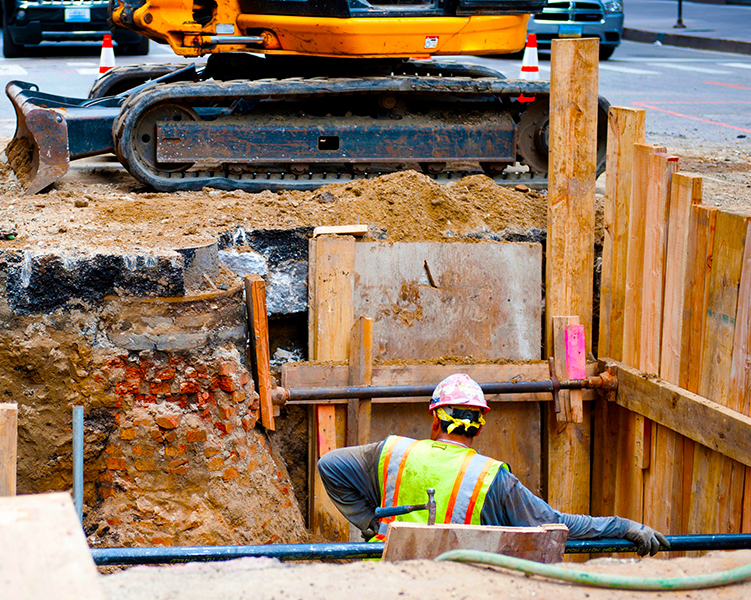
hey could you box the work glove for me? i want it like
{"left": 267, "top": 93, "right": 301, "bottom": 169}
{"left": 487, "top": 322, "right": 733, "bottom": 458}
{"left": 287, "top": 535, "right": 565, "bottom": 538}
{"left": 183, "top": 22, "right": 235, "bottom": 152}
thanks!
{"left": 624, "top": 521, "right": 670, "bottom": 557}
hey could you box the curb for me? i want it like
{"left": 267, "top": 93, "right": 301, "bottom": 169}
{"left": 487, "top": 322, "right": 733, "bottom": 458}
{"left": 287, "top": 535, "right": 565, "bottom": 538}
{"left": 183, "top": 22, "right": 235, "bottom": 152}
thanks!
{"left": 623, "top": 27, "right": 751, "bottom": 55}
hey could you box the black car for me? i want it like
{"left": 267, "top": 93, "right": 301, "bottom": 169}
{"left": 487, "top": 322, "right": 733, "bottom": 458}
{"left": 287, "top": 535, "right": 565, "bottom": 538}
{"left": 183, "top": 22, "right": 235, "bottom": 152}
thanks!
{"left": 2, "top": 0, "right": 148, "bottom": 58}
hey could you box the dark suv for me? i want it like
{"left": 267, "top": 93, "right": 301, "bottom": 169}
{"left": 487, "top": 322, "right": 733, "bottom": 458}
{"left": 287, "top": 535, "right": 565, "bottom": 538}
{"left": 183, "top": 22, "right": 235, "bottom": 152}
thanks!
{"left": 527, "top": 0, "right": 624, "bottom": 60}
{"left": 2, "top": 0, "right": 148, "bottom": 58}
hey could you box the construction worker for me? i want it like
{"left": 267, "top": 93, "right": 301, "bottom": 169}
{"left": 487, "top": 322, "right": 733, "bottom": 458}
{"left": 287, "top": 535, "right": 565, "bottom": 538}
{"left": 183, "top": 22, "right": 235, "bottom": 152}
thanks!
{"left": 318, "top": 373, "right": 669, "bottom": 557}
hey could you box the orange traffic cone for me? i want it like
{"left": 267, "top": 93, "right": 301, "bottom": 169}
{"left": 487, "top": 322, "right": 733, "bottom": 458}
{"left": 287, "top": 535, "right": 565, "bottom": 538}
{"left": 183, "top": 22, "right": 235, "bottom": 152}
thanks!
{"left": 99, "top": 34, "right": 116, "bottom": 78}
{"left": 518, "top": 34, "right": 539, "bottom": 103}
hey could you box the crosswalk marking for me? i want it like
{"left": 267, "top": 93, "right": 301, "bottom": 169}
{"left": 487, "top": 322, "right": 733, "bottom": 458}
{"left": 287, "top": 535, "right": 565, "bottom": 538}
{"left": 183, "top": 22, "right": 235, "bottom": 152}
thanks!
{"left": 77, "top": 68, "right": 100, "bottom": 75}
{"left": 648, "top": 63, "right": 732, "bottom": 74}
{"left": 599, "top": 64, "right": 660, "bottom": 75}
{"left": 0, "top": 65, "right": 28, "bottom": 76}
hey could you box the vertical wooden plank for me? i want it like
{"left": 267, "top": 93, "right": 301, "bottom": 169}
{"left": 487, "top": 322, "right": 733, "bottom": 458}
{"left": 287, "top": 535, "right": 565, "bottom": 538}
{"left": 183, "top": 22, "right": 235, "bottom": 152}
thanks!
{"left": 545, "top": 38, "right": 598, "bottom": 520}
{"left": 598, "top": 107, "right": 646, "bottom": 362}
{"left": 347, "top": 316, "right": 374, "bottom": 447}
{"left": 639, "top": 152, "right": 679, "bottom": 375}
{"left": 0, "top": 404, "right": 18, "bottom": 496}
{"left": 592, "top": 107, "right": 645, "bottom": 522}
{"left": 688, "top": 210, "right": 750, "bottom": 541}
{"left": 621, "top": 143, "right": 667, "bottom": 368}
{"left": 565, "top": 324, "right": 585, "bottom": 423}
{"left": 308, "top": 235, "right": 356, "bottom": 541}
{"left": 244, "top": 275, "right": 275, "bottom": 431}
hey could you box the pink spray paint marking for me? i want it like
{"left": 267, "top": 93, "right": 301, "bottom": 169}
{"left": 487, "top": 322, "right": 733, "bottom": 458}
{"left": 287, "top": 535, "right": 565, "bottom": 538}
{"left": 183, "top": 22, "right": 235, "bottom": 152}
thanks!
{"left": 565, "top": 325, "right": 586, "bottom": 380}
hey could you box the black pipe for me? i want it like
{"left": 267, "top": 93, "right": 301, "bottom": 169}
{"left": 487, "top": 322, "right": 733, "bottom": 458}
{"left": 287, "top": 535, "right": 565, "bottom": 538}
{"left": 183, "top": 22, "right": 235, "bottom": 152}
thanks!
{"left": 91, "top": 534, "right": 751, "bottom": 566}
{"left": 285, "top": 380, "right": 594, "bottom": 402}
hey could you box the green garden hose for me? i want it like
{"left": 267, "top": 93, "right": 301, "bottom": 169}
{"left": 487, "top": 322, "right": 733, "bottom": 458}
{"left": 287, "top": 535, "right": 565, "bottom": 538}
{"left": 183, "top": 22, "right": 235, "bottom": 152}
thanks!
{"left": 435, "top": 549, "right": 751, "bottom": 590}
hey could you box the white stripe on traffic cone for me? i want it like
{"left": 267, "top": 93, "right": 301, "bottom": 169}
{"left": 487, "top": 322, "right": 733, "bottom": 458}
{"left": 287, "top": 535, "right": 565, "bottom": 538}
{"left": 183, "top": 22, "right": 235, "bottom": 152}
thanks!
{"left": 99, "top": 34, "right": 116, "bottom": 78}
{"left": 518, "top": 33, "right": 539, "bottom": 103}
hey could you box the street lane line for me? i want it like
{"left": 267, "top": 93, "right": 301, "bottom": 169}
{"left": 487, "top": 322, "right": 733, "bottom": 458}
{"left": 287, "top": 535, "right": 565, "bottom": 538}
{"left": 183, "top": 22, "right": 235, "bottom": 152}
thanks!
{"left": 0, "top": 65, "right": 28, "bottom": 76}
{"left": 705, "top": 81, "right": 751, "bottom": 91}
{"left": 599, "top": 64, "right": 660, "bottom": 75}
{"left": 633, "top": 102, "right": 751, "bottom": 134}
{"left": 648, "top": 63, "right": 731, "bottom": 74}
{"left": 77, "top": 68, "right": 100, "bottom": 75}
{"left": 720, "top": 63, "right": 751, "bottom": 70}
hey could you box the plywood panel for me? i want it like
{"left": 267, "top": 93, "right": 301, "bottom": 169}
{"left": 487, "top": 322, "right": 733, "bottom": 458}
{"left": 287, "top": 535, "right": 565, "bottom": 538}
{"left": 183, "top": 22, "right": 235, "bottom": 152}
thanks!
{"left": 353, "top": 242, "right": 542, "bottom": 361}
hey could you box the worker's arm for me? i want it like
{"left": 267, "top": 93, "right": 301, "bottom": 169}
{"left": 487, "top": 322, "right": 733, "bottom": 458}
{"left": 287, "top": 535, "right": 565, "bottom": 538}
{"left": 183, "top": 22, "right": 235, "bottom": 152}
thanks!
{"left": 317, "top": 441, "right": 385, "bottom": 540}
{"left": 481, "top": 467, "right": 668, "bottom": 556}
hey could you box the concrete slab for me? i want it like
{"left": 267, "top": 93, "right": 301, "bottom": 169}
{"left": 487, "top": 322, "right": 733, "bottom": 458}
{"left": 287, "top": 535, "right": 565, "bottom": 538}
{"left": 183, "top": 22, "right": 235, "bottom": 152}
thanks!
{"left": 0, "top": 492, "right": 106, "bottom": 600}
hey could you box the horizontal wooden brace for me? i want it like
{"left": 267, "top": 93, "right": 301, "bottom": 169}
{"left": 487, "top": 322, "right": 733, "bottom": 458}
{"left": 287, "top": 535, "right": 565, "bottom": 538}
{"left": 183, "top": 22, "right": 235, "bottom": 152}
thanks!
{"left": 602, "top": 358, "right": 751, "bottom": 468}
{"left": 281, "top": 362, "right": 598, "bottom": 404}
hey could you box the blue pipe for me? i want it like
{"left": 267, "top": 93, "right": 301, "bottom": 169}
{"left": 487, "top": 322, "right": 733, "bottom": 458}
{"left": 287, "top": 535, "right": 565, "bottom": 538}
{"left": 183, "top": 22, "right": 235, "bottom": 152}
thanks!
{"left": 90, "top": 534, "right": 751, "bottom": 566}
{"left": 73, "top": 405, "right": 84, "bottom": 523}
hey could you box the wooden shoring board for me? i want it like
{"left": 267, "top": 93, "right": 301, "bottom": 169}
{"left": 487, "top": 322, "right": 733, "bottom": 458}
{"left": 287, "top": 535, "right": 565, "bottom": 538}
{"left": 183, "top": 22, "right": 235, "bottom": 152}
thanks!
{"left": 592, "top": 106, "right": 645, "bottom": 521}
{"left": 347, "top": 316, "right": 374, "bottom": 448}
{"left": 688, "top": 211, "right": 751, "bottom": 542}
{"left": 0, "top": 492, "right": 106, "bottom": 600}
{"left": 0, "top": 403, "right": 17, "bottom": 496}
{"left": 598, "top": 106, "right": 646, "bottom": 362}
{"left": 545, "top": 38, "right": 598, "bottom": 522}
{"left": 244, "top": 275, "right": 275, "bottom": 430}
{"left": 382, "top": 522, "right": 568, "bottom": 563}
{"left": 353, "top": 242, "right": 542, "bottom": 361}
{"left": 643, "top": 173, "right": 702, "bottom": 552}
{"left": 308, "top": 235, "right": 355, "bottom": 541}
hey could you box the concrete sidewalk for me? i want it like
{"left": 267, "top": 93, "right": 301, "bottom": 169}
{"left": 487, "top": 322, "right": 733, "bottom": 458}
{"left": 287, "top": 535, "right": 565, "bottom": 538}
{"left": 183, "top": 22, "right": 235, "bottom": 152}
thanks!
{"left": 624, "top": 0, "right": 751, "bottom": 55}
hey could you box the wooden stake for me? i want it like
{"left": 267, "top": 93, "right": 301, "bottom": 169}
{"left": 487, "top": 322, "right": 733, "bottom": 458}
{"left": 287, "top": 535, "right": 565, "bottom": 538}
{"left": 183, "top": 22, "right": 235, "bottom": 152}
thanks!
{"left": 598, "top": 106, "right": 646, "bottom": 362}
{"left": 347, "top": 316, "right": 374, "bottom": 447}
{"left": 0, "top": 404, "right": 17, "bottom": 496}
{"left": 244, "top": 275, "right": 275, "bottom": 430}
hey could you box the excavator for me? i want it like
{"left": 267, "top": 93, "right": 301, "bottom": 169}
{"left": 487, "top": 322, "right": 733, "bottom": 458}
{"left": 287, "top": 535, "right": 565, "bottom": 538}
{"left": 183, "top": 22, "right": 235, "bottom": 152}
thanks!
{"left": 5, "top": 0, "right": 608, "bottom": 194}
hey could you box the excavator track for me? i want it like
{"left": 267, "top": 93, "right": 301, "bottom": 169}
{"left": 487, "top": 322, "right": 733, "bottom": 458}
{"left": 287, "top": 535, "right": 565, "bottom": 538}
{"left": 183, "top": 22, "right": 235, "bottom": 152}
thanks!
{"left": 113, "top": 74, "right": 605, "bottom": 193}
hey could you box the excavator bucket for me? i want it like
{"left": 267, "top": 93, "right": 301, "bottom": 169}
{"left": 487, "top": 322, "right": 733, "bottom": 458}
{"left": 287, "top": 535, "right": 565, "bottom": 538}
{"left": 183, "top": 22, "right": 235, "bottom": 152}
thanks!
{"left": 4, "top": 81, "right": 121, "bottom": 194}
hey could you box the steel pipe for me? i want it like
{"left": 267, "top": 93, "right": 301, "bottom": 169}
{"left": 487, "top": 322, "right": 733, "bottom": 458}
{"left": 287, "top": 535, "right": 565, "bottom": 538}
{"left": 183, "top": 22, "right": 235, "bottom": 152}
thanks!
{"left": 90, "top": 534, "right": 751, "bottom": 566}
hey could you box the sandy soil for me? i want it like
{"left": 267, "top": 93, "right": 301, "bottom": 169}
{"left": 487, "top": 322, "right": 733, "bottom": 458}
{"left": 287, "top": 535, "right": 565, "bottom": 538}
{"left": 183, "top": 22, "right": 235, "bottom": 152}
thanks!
{"left": 101, "top": 551, "right": 751, "bottom": 600}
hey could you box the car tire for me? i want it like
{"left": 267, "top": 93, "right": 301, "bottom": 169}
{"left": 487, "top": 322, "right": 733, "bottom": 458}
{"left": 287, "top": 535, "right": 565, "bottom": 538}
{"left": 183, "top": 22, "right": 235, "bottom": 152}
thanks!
{"left": 124, "top": 36, "right": 150, "bottom": 56}
{"left": 599, "top": 45, "right": 617, "bottom": 61}
{"left": 2, "top": 21, "right": 23, "bottom": 58}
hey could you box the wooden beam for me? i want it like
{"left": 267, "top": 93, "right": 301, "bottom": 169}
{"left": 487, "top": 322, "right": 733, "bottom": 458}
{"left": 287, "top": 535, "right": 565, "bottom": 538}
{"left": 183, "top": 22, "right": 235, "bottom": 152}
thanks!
{"left": 308, "top": 235, "right": 356, "bottom": 541}
{"left": 313, "top": 224, "right": 369, "bottom": 238}
{"left": 347, "top": 316, "right": 374, "bottom": 447}
{"left": 244, "top": 275, "right": 275, "bottom": 430}
{"left": 0, "top": 404, "right": 17, "bottom": 496}
{"left": 604, "top": 358, "right": 751, "bottom": 469}
{"left": 544, "top": 37, "right": 598, "bottom": 520}
{"left": 598, "top": 107, "right": 646, "bottom": 362}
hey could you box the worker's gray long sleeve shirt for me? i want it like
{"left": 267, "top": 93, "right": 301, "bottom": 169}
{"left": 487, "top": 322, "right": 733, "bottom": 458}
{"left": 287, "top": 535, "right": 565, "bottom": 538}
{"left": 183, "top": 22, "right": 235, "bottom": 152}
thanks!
{"left": 317, "top": 440, "right": 632, "bottom": 540}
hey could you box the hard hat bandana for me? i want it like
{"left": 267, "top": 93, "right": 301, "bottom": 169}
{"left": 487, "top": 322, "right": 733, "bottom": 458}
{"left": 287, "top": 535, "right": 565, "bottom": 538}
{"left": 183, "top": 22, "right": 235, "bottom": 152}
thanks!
{"left": 435, "top": 407, "right": 486, "bottom": 434}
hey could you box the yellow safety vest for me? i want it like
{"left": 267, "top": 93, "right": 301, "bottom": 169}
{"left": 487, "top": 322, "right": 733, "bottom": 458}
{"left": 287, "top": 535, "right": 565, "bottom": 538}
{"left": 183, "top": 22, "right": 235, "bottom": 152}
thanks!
{"left": 373, "top": 435, "right": 507, "bottom": 541}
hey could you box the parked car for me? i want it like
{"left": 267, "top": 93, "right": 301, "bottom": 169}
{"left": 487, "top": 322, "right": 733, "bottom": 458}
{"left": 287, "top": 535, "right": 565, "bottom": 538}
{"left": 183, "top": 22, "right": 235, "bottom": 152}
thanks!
{"left": 2, "top": 0, "right": 149, "bottom": 58}
{"left": 526, "top": 0, "right": 624, "bottom": 60}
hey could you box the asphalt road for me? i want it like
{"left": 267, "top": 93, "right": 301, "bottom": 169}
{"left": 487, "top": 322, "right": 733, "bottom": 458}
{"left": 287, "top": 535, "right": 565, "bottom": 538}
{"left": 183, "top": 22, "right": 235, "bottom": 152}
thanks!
{"left": 0, "top": 39, "right": 749, "bottom": 150}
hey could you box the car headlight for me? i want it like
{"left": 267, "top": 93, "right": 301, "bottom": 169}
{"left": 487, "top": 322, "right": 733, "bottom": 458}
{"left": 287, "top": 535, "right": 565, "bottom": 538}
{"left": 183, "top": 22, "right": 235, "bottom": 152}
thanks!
{"left": 602, "top": 0, "right": 623, "bottom": 13}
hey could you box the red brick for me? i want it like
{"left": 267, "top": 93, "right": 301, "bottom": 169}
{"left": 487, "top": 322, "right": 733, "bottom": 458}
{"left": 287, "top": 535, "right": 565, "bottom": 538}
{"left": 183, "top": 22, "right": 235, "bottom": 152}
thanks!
{"left": 169, "top": 458, "right": 189, "bottom": 470}
{"left": 132, "top": 444, "right": 154, "bottom": 457}
{"left": 99, "top": 485, "right": 116, "bottom": 499}
{"left": 152, "top": 536, "right": 174, "bottom": 546}
{"left": 169, "top": 355, "right": 184, "bottom": 366}
{"left": 115, "top": 397, "right": 124, "bottom": 408}
{"left": 222, "top": 467, "right": 240, "bottom": 481}
{"left": 155, "top": 414, "right": 180, "bottom": 430}
{"left": 99, "top": 470, "right": 113, "bottom": 483}
{"left": 204, "top": 444, "right": 221, "bottom": 458}
{"left": 180, "top": 380, "right": 201, "bottom": 394}
{"left": 218, "top": 377, "right": 236, "bottom": 393}
{"left": 150, "top": 381, "right": 171, "bottom": 395}
{"left": 167, "top": 465, "right": 189, "bottom": 476}
{"left": 214, "top": 421, "right": 234, "bottom": 435}
{"left": 232, "top": 391, "right": 246, "bottom": 404}
{"left": 105, "top": 444, "right": 121, "bottom": 456}
{"left": 155, "top": 366, "right": 176, "bottom": 381}
{"left": 185, "top": 366, "right": 199, "bottom": 378}
{"left": 120, "top": 427, "right": 137, "bottom": 441}
{"left": 218, "top": 362, "right": 236, "bottom": 376}
{"left": 139, "top": 358, "right": 155, "bottom": 370}
{"left": 186, "top": 429, "right": 207, "bottom": 443}
{"left": 199, "top": 409, "right": 211, "bottom": 421}
{"left": 105, "top": 356, "right": 127, "bottom": 369}
{"left": 106, "top": 518, "right": 122, "bottom": 526}
{"left": 165, "top": 445, "right": 183, "bottom": 458}
{"left": 115, "top": 380, "right": 140, "bottom": 395}
{"left": 239, "top": 371, "right": 250, "bottom": 385}
{"left": 134, "top": 458, "right": 156, "bottom": 472}
{"left": 125, "top": 366, "right": 144, "bottom": 380}
{"left": 241, "top": 416, "right": 256, "bottom": 431}
{"left": 105, "top": 457, "right": 127, "bottom": 471}
{"left": 210, "top": 376, "right": 221, "bottom": 391}
{"left": 150, "top": 429, "right": 164, "bottom": 443}
{"left": 217, "top": 406, "right": 236, "bottom": 420}
{"left": 163, "top": 431, "right": 176, "bottom": 443}
{"left": 207, "top": 457, "right": 225, "bottom": 471}
{"left": 195, "top": 365, "right": 208, "bottom": 378}
{"left": 134, "top": 416, "right": 152, "bottom": 427}
{"left": 176, "top": 395, "right": 188, "bottom": 409}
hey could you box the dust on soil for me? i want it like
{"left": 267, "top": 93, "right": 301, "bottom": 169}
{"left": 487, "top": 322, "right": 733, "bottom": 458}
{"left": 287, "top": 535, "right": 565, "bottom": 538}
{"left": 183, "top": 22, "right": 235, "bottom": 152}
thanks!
{"left": 101, "top": 550, "right": 751, "bottom": 600}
